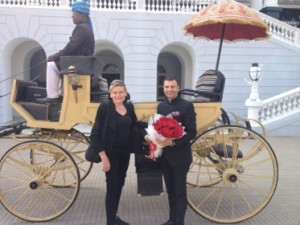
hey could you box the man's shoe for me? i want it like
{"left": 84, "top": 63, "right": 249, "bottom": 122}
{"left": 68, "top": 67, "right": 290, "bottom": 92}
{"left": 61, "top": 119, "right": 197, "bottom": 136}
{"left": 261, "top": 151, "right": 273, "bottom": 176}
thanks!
{"left": 36, "top": 97, "right": 62, "bottom": 104}
{"left": 160, "top": 220, "right": 175, "bottom": 225}
{"left": 115, "top": 216, "right": 129, "bottom": 225}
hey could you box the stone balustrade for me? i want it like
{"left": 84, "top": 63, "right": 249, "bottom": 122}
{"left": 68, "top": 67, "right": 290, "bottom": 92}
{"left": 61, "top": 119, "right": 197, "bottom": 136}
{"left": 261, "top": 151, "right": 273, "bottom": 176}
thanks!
{"left": 259, "top": 87, "right": 300, "bottom": 123}
{"left": 0, "top": 0, "right": 213, "bottom": 12}
{"left": 258, "top": 11, "right": 300, "bottom": 47}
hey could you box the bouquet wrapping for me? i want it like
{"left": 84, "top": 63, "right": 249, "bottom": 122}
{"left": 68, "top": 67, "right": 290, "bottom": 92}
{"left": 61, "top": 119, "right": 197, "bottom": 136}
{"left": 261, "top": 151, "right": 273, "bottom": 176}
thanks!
{"left": 145, "top": 113, "right": 185, "bottom": 160}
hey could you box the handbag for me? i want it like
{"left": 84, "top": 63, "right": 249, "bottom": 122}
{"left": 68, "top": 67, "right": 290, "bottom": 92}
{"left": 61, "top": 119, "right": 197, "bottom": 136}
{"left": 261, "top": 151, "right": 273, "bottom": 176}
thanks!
{"left": 85, "top": 144, "right": 101, "bottom": 163}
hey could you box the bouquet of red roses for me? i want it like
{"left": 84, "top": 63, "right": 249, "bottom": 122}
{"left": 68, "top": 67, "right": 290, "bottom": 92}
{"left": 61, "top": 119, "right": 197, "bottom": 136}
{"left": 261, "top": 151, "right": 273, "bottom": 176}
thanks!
{"left": 145, "top": 113, "right": 185, "bottom": 160}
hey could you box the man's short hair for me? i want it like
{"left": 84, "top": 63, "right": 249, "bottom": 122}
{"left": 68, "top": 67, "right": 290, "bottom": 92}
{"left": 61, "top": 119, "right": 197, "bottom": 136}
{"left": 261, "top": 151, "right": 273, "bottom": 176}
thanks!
{"left": 164, "top": 76, "right": 180, "bottom": 85}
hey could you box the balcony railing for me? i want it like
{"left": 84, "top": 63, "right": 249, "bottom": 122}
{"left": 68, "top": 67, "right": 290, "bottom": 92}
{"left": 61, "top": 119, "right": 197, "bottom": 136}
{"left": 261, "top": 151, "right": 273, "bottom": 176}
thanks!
{"left": 258, "top": 11, "right": 300, "bottom": 47}
{"left": 1, "top": 0, "right": 299, "bottom": 46}
{"left": 0, "top": 0, "right": 214, "bottom": 13}
{"left": 259, "top": 87, "right": 300, "bottom": 125}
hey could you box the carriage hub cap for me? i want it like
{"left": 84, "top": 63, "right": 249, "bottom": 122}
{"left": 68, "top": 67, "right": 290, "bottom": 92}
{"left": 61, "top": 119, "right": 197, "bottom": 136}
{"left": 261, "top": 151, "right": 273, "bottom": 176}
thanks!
{"left": 29, "top": 181, "right": 40, "bottom": 189}
{"left": 222, "top": 168, "right": 239, "bottom": 184}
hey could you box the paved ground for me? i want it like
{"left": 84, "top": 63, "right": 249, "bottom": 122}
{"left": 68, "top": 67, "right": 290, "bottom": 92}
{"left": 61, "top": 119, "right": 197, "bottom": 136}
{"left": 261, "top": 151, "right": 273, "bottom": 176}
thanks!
{"left": 1, "top": 137, "right": 300, "bottom": 225}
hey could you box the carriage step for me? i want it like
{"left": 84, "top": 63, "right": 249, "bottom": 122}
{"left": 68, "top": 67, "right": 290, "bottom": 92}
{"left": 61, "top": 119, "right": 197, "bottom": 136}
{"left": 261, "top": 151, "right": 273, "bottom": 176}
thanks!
{"left": 212, "top": 144, "right": 243, "bottom": 158}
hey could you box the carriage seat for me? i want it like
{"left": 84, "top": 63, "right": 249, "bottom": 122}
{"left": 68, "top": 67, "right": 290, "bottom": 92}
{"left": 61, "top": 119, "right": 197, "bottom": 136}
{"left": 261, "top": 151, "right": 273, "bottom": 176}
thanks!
{"left": 179, "top": 70, "right": 225, "bottom": 102}
{"left": 14, "top": 80, "right": 62, "bottom": 121}
{"left": 194, "top": 69, "right": 225, "bottom": 102}
{"left": 14, "top": 80, "right": 49, "bottom": 120}
{"left": 14, "top": 80, "right": 46, "bottom": 103}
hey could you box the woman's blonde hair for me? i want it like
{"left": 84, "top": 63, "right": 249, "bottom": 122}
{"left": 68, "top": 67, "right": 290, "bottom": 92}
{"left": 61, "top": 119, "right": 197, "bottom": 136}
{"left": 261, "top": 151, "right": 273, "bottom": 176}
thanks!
{"left": 109, "top": 79, "right": 127, "bottom": 93}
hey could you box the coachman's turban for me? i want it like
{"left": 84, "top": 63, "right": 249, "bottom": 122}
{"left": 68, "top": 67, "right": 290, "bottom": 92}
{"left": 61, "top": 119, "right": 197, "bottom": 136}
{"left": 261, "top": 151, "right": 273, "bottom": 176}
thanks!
{"left": 72, "top": 0, "right": 90, "bottom": 15}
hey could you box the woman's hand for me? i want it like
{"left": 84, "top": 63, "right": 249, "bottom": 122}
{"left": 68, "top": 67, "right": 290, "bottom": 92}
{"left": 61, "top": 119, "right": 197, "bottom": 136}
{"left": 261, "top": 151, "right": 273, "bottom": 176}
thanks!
{"left": 99, "top": 151, "right": 111, "bottom": 172}
{"left": 157, "top": 138, "right": 173, "bottom": 147}
{"left": 144, "top": 135, "right": 151, "bottom": 143}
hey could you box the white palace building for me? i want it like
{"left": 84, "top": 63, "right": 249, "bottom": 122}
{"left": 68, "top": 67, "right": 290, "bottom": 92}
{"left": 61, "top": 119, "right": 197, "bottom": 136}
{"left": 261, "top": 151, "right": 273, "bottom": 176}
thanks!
{"left": 0, "top": 0, "right": 300, "bottom": 136}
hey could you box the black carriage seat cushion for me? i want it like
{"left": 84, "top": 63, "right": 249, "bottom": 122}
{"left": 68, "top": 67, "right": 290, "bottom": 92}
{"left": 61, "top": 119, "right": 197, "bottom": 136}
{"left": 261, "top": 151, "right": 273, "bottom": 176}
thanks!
{"left": 14, "top": 80, "right": 48, "bottom": 120}
{"left": 59, "top": 56, "right": 104, "bottom": 76}
{"left": 194, "top": 70, "right": 225, "bottom": 102}
{"left": 15, "top": 80, "right": 38, "bottom": 102}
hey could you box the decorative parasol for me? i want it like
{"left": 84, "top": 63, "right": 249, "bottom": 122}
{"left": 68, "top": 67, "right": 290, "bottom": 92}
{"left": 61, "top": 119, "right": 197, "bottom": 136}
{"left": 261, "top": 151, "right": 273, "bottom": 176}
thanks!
{"left": 184, "top": 0, "right": 270, "bottom": 70}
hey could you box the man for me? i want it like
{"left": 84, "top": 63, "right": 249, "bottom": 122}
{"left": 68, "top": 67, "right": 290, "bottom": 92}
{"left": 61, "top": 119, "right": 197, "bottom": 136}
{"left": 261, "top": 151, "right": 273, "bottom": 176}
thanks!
{"left": 37, "top": 0, "right": 94, "bottom": 103}
{"left": 147, "top": 76, "right": 197, "bottom": 225}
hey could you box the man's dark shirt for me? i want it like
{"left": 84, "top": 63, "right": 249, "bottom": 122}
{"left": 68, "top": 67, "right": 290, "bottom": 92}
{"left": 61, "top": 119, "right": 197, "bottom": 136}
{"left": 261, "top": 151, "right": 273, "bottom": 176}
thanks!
{"left": 157, "top": 96, "right": 197, "bottom": 166}
{"left": 48, "top": 22, "right": 95, "bottom": 69}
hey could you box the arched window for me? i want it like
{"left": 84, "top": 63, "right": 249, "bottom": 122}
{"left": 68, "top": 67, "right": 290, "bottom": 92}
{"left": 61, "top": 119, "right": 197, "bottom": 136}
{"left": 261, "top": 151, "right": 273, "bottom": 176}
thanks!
{"left": 103, "top": 64, "right": 120, "bottom": 74}
{"left": 102, "top": 64, "right": 120, "bottom": 86}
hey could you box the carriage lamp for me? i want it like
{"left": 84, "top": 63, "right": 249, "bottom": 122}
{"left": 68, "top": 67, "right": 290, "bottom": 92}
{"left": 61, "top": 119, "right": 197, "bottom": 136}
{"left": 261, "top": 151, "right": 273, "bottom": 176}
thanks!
{"left": 68, "top": 65, "right": 80, "bottom": 103}
{"left": 68, "top": 65, "right": 79, "bottom": 85}
{"left": 247, "top": 63, "right": 262, "bottom": 101}
{"left": 245, "top": 63, "right": 263, "bottom": 124}
{"left": 249, "top": 63, "right": 262, "bottom": 82}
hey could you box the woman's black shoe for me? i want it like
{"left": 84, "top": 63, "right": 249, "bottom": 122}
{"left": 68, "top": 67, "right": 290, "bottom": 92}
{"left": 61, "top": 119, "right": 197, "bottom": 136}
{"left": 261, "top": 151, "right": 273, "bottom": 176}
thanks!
{"left": 160, "top": 220, "right": 175, "bottom": 225}
{"left": 115, "top": 216, "right": 129, "bottom": 225}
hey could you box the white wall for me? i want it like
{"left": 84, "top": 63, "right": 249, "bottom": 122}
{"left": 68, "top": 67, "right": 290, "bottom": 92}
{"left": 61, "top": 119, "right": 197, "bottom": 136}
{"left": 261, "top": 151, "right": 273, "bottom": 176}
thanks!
{"left": 0, "top": 6, "right": 300, "bottom": 136}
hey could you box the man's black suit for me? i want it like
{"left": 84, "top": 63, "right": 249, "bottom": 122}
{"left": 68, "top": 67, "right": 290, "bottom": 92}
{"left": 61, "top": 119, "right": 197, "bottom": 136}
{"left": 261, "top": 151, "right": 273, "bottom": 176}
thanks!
{"left": 157, "top": 96, "right": 197, "bottom": 225}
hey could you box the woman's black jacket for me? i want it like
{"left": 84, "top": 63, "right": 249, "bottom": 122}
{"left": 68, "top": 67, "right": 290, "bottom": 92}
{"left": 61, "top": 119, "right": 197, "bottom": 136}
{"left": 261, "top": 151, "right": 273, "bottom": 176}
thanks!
{"left": 89, "top": 100, "right": 146, "bottom": 155}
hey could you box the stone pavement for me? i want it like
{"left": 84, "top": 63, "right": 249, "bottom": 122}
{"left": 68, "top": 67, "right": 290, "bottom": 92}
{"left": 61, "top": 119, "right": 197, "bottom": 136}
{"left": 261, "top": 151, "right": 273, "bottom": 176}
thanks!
{"left": 1, "top": 137, "right": 300, "bottom": 225}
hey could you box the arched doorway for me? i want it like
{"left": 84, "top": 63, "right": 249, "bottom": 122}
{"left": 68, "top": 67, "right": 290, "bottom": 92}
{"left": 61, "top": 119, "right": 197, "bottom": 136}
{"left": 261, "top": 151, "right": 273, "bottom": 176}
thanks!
{"left": 157, "top": 52, "right": 182, "bottom": 101}
{"left": 157, "top": 43, "right": 195, "bottom": 101}
{"left": 4, "top": 39, "right": 45, "bottom": 122}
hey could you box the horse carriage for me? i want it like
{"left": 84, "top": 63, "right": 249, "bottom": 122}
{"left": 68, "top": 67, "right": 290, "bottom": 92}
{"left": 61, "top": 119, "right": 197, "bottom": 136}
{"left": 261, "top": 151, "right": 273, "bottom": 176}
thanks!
{"left": 0, "top": 57, "right": 278, "bottom": 224}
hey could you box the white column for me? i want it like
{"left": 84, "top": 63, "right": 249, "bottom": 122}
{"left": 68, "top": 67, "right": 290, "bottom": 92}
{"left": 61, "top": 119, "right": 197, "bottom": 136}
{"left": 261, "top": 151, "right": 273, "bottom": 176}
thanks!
{"left": 0, "top": 81, "right": 13, "bottom": 125}
{"left": 245, "top": 81, "right": 263, "bottom": 125}
{"left": 0, "top": 58, "right": 13, "bottom": 125}
{"left": 263, "top": 0, "right": 278, "bottom": 7}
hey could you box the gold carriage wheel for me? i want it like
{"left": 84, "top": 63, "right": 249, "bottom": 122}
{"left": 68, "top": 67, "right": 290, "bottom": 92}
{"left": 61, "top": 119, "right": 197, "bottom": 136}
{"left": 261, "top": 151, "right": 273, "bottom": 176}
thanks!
{"left": 187, "top": 125, "right": 278, "bottom": 223}
{"left": 37, "top": 129, "right": 92, "bottom": 182}
{"left": 0, "top": 140, "right": 80, "bottom": 222}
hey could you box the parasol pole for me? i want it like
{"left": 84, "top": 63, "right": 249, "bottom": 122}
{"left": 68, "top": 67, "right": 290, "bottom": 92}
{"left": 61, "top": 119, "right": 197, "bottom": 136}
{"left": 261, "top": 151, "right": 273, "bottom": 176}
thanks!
{"left": 215, "top": 24, "right": 226, "bottom": 71}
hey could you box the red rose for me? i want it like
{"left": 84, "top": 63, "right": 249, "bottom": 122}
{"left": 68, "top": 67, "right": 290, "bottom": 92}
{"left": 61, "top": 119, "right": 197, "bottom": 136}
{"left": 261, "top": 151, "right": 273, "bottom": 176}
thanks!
{"left": 152, "top": 117, "right": 183, "bottom": 139}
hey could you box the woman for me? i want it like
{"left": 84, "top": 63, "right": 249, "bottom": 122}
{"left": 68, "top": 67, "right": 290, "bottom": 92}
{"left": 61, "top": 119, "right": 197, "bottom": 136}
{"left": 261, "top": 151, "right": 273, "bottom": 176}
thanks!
{"left": 90, "top": 80, "right": 136, "bottom": 225}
